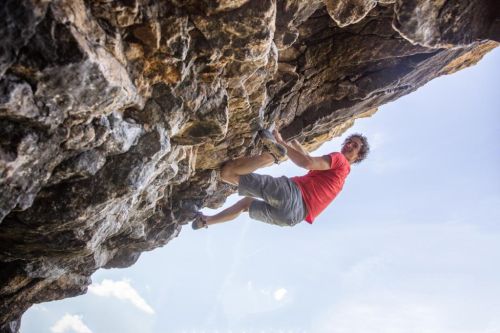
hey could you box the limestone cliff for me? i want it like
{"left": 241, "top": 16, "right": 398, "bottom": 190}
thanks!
{"left": 0, "top": 0, "right": 498, "bottom": 331}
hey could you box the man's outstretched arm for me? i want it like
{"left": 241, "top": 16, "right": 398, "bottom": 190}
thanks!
{"left": 290, "top": 139, "right": 309, "bottom": 155}
{"left": 273, "top": 130, "right": 331, "bottom": 170}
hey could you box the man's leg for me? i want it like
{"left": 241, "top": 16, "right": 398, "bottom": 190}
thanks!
{"left": 202, "top": 197, "right": 254, "bottom": 226}
{"left": 193, "top": 150, "right": 278, "bottom": 229}
{"left": 193, "top": 153, "right": 274, "bottom": 229}
{"left": 220, "top": 153, "right": 275, "bottom": 185}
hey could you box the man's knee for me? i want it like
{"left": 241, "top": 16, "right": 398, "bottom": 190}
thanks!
{"left": 221, "top": 163, "right": 239, "bottom": 185}
{"left": 241, "top": 198, "right": 253, "bottom": 212}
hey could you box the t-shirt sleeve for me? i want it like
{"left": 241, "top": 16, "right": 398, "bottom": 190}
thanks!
{"left": 328, "top": 152, "right": 342, "bottom": 169}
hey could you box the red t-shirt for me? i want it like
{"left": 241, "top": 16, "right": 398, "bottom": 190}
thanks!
{"left": 291, "top": 152, "right": 350, "bottom": 223}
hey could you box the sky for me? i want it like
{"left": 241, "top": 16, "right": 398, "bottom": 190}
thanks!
{"left": 21, "top": 47, "right": 500, "bottom": 333}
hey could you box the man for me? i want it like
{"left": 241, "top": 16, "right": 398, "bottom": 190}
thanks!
{"left": 191, "top": 129, "right": 369, "bottom": 229}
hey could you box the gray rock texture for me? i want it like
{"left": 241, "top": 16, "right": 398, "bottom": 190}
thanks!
{"left": 0, "top": 0, "right": 498, "bottom": 331}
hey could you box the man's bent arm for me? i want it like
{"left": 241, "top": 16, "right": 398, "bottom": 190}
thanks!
{"left": 290, "top": 139, "right": 309, "bottom": 155}
{"left": 273, "top": 131, "right": 330, "bottom": 170}
{"left": 280, "top": 141, "right": 313, "bottom": 168}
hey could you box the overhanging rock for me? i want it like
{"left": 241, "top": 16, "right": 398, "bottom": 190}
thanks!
{"left": 0, "top": 0, "right": 498, "bottom": 331}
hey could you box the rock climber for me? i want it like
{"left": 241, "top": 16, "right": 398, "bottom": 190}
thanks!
{"left": 191, "top": 129, "right": 369, "bottom": 229}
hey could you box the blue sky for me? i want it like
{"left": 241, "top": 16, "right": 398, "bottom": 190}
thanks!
{"left": 22, "top": 47, "right": 500, "bottom": 333}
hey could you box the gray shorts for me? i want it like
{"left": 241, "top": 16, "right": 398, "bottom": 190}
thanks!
{"left": 238, "top": 173, "right": 307, "bottom": 227}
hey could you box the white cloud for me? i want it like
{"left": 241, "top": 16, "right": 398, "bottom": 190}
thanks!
{"left": 310, "top": 288, "right": 500, "bottom": 333}
{"left": 88, "top": 279, "right": 155, "bottom": 314}
{"left": 51, "top": 314, "right": 93, "bottom": 333}
{"left": 340, "top": 256, "right": 386, "bottom": 287}
{"left": 311, "top": 297, "right": 445, "bottom": 333}
{"left": 32, "top": 304, "right": 49, "bottom": 312}
{"left": 220, "top": 281, "right": 291, "bottom": 319}
{"left": 273, "top": 288, "right": 287, "bottom": 301}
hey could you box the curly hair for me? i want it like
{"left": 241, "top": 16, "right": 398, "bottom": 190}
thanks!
{"left": 343, "top": 133, "right": 370, "bottom": 164}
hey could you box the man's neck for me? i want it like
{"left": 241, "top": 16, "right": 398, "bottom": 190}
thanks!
{"left": 342, "top": 152, "right": 355, "bottom": 164}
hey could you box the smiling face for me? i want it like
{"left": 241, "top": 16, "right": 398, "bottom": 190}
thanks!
{"left": 341, "top": 136, "right": 364, "bottom": 163}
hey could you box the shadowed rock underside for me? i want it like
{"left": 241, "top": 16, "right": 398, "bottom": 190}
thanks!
{"left": 0, "top": 0, "right": 498, "bottom": 331}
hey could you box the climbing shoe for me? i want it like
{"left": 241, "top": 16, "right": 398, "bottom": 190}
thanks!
{"left": 191, "top": 213, "right": 208, "bottom": 230}
{"left": 258, "top": 129, "right": 287, "bottom": 163}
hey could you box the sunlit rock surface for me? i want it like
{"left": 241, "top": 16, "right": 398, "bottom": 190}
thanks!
{"left": 0, "top": 0, "right": 498, "bottom": 331}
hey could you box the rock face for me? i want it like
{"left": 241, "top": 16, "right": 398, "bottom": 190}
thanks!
{"left": 0, "top": 0, "right": 498, "bottom": 330}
